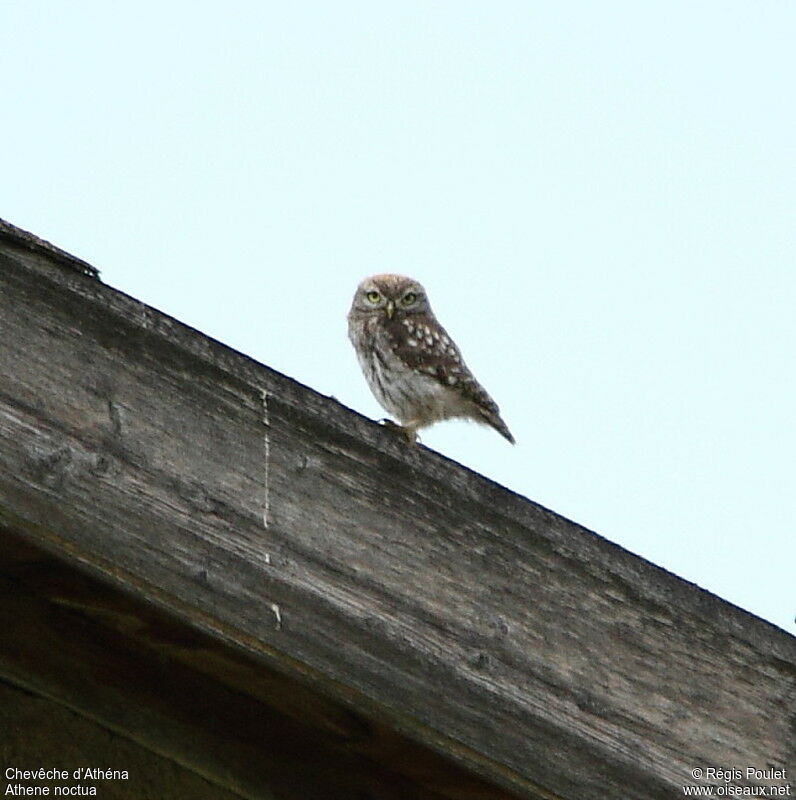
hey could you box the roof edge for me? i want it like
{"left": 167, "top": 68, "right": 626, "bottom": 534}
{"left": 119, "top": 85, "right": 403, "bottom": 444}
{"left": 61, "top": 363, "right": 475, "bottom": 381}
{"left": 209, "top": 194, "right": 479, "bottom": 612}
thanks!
{"left": 0, "top": 218, "right": 100, "bottom": 279}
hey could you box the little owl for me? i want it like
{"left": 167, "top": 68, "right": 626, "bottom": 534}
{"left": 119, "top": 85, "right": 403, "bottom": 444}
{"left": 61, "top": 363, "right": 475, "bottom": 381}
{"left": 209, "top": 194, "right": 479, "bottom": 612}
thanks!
{"left": 348, "top": 274, "right": 515, "bottom": 444}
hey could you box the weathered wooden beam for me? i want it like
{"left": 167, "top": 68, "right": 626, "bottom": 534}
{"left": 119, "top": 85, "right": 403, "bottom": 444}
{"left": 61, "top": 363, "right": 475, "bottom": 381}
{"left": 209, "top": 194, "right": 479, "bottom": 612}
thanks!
{"left": 0, "top": 224, "right": 793, "bottom": 799}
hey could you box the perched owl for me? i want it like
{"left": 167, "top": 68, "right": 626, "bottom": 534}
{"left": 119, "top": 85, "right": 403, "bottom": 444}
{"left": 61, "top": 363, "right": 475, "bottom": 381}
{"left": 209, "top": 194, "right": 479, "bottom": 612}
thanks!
{"left": 348, "top": 274, "right": 515, "bottom": 444}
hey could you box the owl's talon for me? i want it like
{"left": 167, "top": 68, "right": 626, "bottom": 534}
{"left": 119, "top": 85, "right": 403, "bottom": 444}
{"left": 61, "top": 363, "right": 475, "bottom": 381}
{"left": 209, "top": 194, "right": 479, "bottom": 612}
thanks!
{"left": 378, "top": 419, "right": 418, "bottom": 444}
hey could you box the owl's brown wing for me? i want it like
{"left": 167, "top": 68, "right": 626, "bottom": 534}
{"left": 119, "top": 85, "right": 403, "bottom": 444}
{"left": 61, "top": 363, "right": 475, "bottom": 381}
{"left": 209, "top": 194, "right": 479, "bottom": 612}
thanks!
{"left": 384, "top": 316, "right": 515, "bottom": 443}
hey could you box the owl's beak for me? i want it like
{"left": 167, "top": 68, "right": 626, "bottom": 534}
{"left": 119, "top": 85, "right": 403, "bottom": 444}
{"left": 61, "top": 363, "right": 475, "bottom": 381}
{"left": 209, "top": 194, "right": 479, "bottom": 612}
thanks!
{"left": 385, "top": 300, "right": 395, "bottom": 319}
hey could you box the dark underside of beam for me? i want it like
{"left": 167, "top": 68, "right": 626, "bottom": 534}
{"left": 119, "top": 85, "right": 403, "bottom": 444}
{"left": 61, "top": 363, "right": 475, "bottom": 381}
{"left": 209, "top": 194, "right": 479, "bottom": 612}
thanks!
{"left": 0, "top": 224, "right": 794, "bottom": 800}
{"left": 0, "top": 527, "right": 513, "bottom": 800}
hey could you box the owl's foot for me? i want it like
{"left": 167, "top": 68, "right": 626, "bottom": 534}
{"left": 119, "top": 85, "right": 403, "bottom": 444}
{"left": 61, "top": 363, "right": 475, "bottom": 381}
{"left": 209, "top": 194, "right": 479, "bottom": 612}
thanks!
{"left": 378, "top": 419, "right": 419, "bottom": 444}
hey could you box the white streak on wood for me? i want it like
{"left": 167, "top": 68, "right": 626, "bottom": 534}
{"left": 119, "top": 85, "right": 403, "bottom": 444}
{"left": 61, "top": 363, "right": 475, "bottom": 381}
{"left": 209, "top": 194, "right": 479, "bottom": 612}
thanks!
{"left": 260, "top": 388, "right": 270, "bottom": 530}
{"left": 270, "top": 603, "right": 282, "bottom": 631}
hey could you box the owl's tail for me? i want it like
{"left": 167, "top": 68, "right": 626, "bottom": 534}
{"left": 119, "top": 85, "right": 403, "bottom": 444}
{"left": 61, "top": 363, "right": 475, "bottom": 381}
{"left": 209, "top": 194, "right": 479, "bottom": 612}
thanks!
{"left": 481, "top": 409, "right": 515, "bottom": 445}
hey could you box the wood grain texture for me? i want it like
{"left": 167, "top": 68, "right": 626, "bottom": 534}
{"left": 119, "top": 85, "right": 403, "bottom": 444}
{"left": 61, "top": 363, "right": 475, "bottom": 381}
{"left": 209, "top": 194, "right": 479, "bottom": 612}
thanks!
{"left": 0, "top": 230, "right": 794, "bottom": 800}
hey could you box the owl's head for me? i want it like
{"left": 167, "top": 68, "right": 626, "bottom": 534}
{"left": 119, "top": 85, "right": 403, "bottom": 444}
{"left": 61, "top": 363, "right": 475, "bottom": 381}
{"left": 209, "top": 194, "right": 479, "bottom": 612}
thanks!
{"left": 349, "top": 274, "right": 430, "bottom": 320}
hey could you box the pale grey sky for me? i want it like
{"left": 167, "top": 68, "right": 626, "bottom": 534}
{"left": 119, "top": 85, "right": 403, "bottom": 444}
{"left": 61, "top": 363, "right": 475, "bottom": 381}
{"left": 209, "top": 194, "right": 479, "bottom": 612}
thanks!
{"left": 3, "top": 1, "right": 794, "bottom": 634}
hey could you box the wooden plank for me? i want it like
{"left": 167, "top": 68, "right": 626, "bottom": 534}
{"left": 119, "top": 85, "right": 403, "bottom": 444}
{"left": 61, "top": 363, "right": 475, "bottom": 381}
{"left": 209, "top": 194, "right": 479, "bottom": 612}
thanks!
{"left": 0, "top": 232, "right": 794, "bottom": 800}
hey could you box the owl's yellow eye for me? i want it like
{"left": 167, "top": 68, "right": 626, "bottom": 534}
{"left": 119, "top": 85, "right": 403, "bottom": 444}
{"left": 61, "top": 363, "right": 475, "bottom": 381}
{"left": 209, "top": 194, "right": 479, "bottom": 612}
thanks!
{"left": 365, "top": 290, "right": 381, "bottom": 304}
{"left": 401, "top": 292, "right": 417, "bottom": 306}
